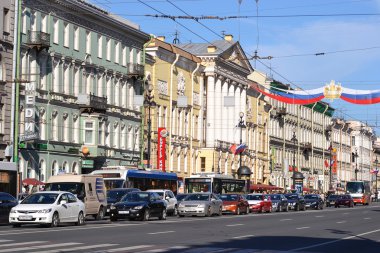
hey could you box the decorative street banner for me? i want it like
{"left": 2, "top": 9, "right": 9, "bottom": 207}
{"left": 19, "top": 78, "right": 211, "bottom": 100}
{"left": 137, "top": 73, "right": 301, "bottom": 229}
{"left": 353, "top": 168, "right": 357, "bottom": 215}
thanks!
{"left": 157, "top": 127, "right": 167, "bottom": 172}
{"left": 20, "top": 82, "right": 39, "bottom": 141}
{"left": 251, "top": 80, "right": 380, "bottom": 105}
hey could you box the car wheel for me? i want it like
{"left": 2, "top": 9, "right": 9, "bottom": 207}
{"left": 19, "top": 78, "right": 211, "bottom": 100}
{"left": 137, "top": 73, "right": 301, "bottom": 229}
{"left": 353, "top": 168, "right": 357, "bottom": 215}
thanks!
{"left": 206, "top": 206, "right": 211, "bottom": 217}
{"left": 159, "top": 208, "right": 167, "bottom": 220}
{"left": 51, "top": 212, "right": 59, "bottom": 227}
{"left": 218, "top": 207, "right": 223, "bottom": 216}
{"left": 295, "top": 205, "right": 300, "bottom": 212}
{"left": 245, "top": 206, "right": 249, "bottom": 214}
{"left": 12, "top": 224, "right": 21, "bottom": 228}
{"left": 96, "top": 206, "right": 105, "bottom": 220}
{"left": 236, "top": 207, "right": 240, "bottom": 215}
{"left": 143, "top": 209, "right": 150, "bottom": 221}
{"left": 110, "top": 216, "right": 118, "bottom": 222}
{"left": 267, "top": 206, "right": 272, "bottom": 213}
{"left": 178, "top": 214, "right": 185, "bottom": 218}
{"left": 75, "top": 211, "right": 85, "bottom": 226}
{"left": 284, "top": 206, "right": 289, "bottom": 212}
{"left": 173, "top": 206, "right": 178, "bottom": 216}
{"left": 258, "top": 207, "right": 262, "bottom": 213}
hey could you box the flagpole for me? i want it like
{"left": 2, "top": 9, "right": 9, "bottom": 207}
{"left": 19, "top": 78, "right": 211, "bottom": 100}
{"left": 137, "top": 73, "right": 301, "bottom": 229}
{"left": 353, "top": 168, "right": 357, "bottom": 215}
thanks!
{"left": 238, "top": 112, "right": 246, "bottom": 168}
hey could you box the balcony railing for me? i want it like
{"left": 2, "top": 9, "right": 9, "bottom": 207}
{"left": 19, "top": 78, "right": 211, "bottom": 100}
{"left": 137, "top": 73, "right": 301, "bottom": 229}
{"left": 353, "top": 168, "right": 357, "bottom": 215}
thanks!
{"left": 77, "top": 93, "right": 107, "bottom": 113}
{"left": 127, "top": 63, "right": 144, "bottom": 77}
{"left": 26, "top": 31, "right": 50, "bottom": 50}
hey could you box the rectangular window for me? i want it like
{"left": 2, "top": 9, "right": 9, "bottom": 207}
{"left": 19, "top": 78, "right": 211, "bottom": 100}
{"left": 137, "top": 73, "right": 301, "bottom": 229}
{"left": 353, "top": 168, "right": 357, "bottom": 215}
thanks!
{"left": 98, "top": 121, "right": 104, "bottom": 145}
{"left": 106, "top": 38, "right": 111, "bottom": 61}
{"left": 3, "top": 8, "right": 10, "bottom": 34}
{"left": 98, "top": 35, "right": 102, "bottom": 58}
{"left": 201, "top": 157, "right": 206, "bottom": 171}
{"left": 41, "top": 14, "right": 47, "bottom": 33}
{"left": 22, "top": 8, "right": 27, "bottom": 34}
{"left": 122, "top": 46, "right": 127, "bottom": 66}
{"left": 63, "top": 22, "right": 69, "bottom": 48}
{"left": 84, "top": 121, "right": 95, "bottom": 145}
{"left": 136, "top": 50, "right": 141, "bottom": 64}
{"left": 129, "top": 47, "right": 134, "bottom": 63}
{"left": 53, "top": 18, "right": 59, "bottom": 44}
{"left": 352, "top": 136, "right": 355, "bottom": 146}
{"left": 73, "top": 26, "right": 79, "bottom": 51}
{"left": 115, "top": 42, "right": 120, "bottom": 64}
{"left": 86, "top": 31, "right": 91, "bottom": 54}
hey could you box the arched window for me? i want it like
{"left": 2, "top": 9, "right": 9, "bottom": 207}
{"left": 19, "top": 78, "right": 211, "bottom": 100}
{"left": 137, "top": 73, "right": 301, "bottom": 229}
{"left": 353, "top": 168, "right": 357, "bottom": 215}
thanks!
{"left": 51, "top": 160, "right": 58, "bottom": 176}
{"left": 39, "top": 160, "right": 46, "bottom": 182}
{"left": 62, "top": 161, "right": 69, "bottom": 173}
{"left": 72, "top": 162, "right": 78, "bottom": 174}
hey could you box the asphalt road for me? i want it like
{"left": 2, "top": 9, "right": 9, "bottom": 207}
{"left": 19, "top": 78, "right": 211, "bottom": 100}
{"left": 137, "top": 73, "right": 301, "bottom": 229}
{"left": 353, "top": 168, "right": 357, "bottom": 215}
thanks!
{"left": 0, "top": 203, "right": 379, "bottom": 253}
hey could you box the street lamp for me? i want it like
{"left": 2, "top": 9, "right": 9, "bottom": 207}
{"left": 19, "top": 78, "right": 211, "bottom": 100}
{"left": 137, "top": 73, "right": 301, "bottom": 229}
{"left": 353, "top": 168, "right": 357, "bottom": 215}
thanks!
{"left": 354, "top": 149, "right": 359, "bottom": 181}
{"left": 238, "top": 112, "right": 246, "bottom": 167}
{"left": 291, "top": 129, "right": 298, "bottom": 190}
{"left": 375, "top": 156, "right": 379, "bottom": 201}
{"left": 144, "top": 84, "right": 156, "bottom": 169}
{"left": 329, "top": 143, "right": 333, "bottom": 190}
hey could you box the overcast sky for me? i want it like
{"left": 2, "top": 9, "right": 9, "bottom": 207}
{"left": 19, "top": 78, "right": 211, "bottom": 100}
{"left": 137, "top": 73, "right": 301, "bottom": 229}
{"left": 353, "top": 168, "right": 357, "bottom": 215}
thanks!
{"left": 90, "top": 0, "right": 380, "bottom": 133}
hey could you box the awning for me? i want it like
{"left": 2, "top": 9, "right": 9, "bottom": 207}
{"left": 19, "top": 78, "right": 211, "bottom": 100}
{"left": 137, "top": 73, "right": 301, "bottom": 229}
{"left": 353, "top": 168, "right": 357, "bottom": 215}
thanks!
{"left": 126, "top": 170, "right": 177, "bottom": 181}
{"left": 22, "top": 178, "right": 45, "bottom": 186}
{"left": 250, "top": 184, "right": 283, "bottom": 191}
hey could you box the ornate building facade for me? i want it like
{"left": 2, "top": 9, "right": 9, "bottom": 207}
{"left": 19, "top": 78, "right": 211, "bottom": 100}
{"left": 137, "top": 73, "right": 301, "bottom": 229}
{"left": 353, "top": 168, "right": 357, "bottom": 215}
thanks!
{"left": 145, "top": 37, "right": 204, "bottom": 179}
{"left": 18, "top": 0, "right": 149, "bottom": 181}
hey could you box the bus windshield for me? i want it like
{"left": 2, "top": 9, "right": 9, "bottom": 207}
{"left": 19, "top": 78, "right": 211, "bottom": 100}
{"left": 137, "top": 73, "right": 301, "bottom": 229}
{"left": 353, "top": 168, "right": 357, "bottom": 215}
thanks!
{"left": 45, "top": 183, "right": 84, "bottom": 196}
{"left": 104, "top": 179, "right": 124, "bottom": 190}
{"left": 346, "top": 182, "right": 364, "bottom": 193}
{"left": 185, "top": 180, "right": 212, "bottom": 193}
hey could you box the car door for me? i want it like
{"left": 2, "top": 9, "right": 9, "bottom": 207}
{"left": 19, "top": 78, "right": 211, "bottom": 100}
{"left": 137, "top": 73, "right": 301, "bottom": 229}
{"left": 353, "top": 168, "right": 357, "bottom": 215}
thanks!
{"left": 57, "top": 194, "right": 70, "bottom": 222}
{"left": 0, "top": 195, "right": 7, "bottom": 223}
{"left": 67, "top": 193, "right": 80, "bottom": 221}
{"left": 167, "top": 191, "right": 177, "bottom": 211}
{"left": 210, "top": 194, "right": 219, "bottom": 214}
{"left": 149, "top": 193, "right": 159, "bottom": 216}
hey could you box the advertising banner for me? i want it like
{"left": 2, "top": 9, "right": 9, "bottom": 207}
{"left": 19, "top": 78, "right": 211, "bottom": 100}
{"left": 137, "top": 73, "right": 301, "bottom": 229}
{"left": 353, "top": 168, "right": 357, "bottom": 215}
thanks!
{"left": 157, "top": 127, "right": 167, "bottom": 172}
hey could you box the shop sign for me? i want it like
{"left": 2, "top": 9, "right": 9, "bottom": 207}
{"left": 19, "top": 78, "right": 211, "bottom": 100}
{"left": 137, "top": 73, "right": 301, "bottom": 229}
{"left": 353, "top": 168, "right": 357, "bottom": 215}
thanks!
{"left": 157, "top": 127, "right": 167, "bottom": 172}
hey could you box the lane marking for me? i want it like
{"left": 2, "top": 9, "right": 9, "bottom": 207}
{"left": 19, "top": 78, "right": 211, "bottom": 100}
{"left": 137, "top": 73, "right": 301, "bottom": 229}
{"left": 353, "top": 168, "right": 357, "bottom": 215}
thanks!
{"left": 336, "top": 221, "right": 346, "bottom": 224}
{"left": 169, "top": 246, "right": 190, "bottom": 249}
{"left": 0, "top": 240, "right": 13, "bottom": 243}
{"left": 364, "top": 217, "right": 371, "bottom": 220}
{"left": 0, "top": 241, "right": 48, "bottom": 247}
{"left": 233, "top": 235, "right": 254, "bottom": 239}
{"left": 343, "top": 213, "right": 349, "bottom": 215}
{"left": 0, "top": 243, "right": 82, "bottom": 253}
{"left": 296, "top": 227, "right": 310, "bottom": 230}
{"left": 148, "top": 231, "right": 175, "bottom": 235}
{"left": 106, "top": 245, "right": 153, "bottom": 252}
{"left": 289, "top": 228, "right": 380, "bottom": 252}
{"left": 280, "top": 219, "right": 293, "bottom": 221}
{"left": 315, "top": 216, "right": 324, "bottom": 218}
{"left": 38, "top": 244, "right": 117, "bottom": 253}
{"left": 226, "top": 224, "right": 244, "bottom": 227}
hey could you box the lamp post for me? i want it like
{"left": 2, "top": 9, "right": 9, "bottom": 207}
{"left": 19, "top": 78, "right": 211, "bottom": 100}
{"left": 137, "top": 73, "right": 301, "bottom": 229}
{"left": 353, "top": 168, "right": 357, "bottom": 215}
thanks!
{"left": 329, "top": 143, "right": 333, "bottom": 190}
{"left": 291, "top": 129, "right": 298, "bottom": 190}
{"left": 238, "top": 112, "right": 246, "bottom": 167}
{"left": 375, "top": 157, "right": 379, "bottom": 201}
{"left": 354, "top": 149, "right": 359, "bottom": 181}
{"left": 144, "top": 84, "right": 156, "bottom": 169}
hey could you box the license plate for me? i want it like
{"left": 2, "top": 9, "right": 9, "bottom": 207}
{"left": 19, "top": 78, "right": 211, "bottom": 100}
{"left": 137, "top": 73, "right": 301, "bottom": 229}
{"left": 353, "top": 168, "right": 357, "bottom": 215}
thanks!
{"left": 19, "top": 215, "right": 33, "bottom": 220}
{"left": 118, "top": 211, "right": 129, "bottom": 214}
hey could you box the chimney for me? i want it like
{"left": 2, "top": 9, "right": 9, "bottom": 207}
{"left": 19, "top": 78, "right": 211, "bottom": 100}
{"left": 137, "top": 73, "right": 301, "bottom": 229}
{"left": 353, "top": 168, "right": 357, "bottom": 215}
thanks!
{"left": 207, "top": 45, "right": 217, "bottom": 53}
{"left": 157, "top": 36, "right": 165, "bottom": 42}
{"left": 224, "top": 34, "right": 233, "bottom": 41}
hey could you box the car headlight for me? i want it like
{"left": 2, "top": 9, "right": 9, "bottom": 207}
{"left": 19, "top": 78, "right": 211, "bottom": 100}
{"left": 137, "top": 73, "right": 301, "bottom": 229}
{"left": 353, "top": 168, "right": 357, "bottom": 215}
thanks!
{"left": 133, "top": 205, "right": 144, "bottom": 210}
{"left": 110, "top": 205, "right": 116, "bottom": 210}
{"left": 37, "top": 208, "right": 52, "bottom": 213}
{"left": 10, "top": 209, "right": 16, "bottom": 213}
{"left": 197, "top": 204, "right": 205, "bottom": 208}
{"left": 179, "top": 203, "right": 185, "bottom": 208}
{"left": 312, "top": 202, "right": 317, "bottom": 205}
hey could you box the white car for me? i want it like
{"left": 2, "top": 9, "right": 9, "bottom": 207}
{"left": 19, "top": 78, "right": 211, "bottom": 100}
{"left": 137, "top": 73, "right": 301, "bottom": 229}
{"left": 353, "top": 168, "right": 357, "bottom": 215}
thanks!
{"left": 9, "top": 191, "right": 85, "bottom": 227}
{"left": 147, "top": 189, "right": 177, "bottom": 215}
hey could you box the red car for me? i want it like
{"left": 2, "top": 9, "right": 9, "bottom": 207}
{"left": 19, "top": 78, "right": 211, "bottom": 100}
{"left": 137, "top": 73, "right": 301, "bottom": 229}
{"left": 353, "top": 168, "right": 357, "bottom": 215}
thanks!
{"left": 245, "top": 194, "right": 272, "bottom": 213}
{"left": 219, "top": 194, "right": 249, "bottom": 215}
{"left": 335, "top": 195, "right": 354, "bottom": 208}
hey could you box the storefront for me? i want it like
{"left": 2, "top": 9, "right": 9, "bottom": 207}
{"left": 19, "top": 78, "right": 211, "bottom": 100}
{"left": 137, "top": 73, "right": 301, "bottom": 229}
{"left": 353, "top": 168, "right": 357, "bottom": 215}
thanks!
{"left": 0, "top": 162, "right": 17, "bottom": 197}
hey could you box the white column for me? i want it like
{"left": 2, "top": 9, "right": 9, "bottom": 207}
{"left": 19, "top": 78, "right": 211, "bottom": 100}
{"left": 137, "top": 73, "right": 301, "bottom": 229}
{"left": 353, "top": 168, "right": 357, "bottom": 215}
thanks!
{"left": 234, "top": 84, "right": 240, "bottom": 143}
{"left": 206, "top": 74, "right": 215, "bottom": 147}
{"left": 241, "top": 87, "right": 246, "bottom": 144}
{"left": 227, "top": 83, "right": 234, "bottom": 143}
{"left": 221, "top": 79, "right": 228, "bottom": 142}
{"left": 198, "top": 75, "right": 204, "bottom": 144}
{"left": 215, "top": 76, "right": 222, "bottom": 142}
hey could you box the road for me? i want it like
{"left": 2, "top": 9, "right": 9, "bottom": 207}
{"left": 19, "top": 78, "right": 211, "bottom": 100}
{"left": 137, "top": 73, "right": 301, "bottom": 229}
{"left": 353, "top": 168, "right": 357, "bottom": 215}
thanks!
{"left": 0, "top": 203, "right": 379, "bottom": 253}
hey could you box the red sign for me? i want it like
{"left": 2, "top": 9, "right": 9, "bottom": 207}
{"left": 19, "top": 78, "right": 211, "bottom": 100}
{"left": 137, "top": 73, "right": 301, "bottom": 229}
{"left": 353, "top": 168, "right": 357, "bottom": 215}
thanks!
{"left": 157, "top": 127, "right": 167, "bottom": 172}
{"left": 289, "top": 165, "right": 298, "bottom": 172}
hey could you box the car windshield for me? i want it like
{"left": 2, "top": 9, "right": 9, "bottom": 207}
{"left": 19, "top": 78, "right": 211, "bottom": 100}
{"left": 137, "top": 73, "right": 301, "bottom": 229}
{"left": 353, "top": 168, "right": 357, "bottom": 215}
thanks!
{"left": 121, "top": 192, "right": 150, "bottom": 202}
{"left": 176, "top": 194, "right": 188, "bottom": 201}
{"left": 184, "top": 194, "right": 210, "bottom": 201}
{"left": 219, "top": 194, "right": 239, "bottom": 201}
{"left": 107, "top": 190, "right": 130, "bottom": 201}
{"left": 285, "top": 194, "right": 298, "bottom": 200}
{"left": 246, "top": 195, "right": 262, "bottom": 200}
{"left": 339, "top": 195, "right": 350, "bottom": 199}
{"left": 22, "top": 193, "right": 59, "bottom": 204}
{"left": 269, "top": 194, "right": 281, "bottom": 200}
{"left": 45, "top": 183, "right": 84, "bottom": 196}
{"left": 304, "top": 195, "right": 318, "bottom": 200}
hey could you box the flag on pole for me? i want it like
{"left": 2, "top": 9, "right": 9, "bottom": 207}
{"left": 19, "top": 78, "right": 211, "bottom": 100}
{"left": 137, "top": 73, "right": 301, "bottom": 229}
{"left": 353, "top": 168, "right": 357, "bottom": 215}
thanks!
{"left": 229, "top": 144, "right": 237, "bottom": 154}
{"left": 235, "top": 143, "right": 247, "bottom": 154}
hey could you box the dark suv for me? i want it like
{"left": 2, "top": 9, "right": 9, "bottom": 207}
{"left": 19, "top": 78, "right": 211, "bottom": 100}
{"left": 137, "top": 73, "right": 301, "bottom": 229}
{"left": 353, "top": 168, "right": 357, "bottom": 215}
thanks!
{"left": 284, "top": 193, "right": 306, "bottom": 211}
{"left": 326, "top": 194, "right": 339, "bottom": 207}
{"left": 304, "top": 194, "right": 324, "bottom": 210}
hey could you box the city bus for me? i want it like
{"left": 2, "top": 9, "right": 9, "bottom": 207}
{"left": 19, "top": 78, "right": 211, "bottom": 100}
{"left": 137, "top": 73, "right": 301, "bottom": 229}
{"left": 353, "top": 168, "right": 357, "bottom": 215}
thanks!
{"left": 346, "top": 181, "right": 371, "bottom": 205}
{"left": 91, "top": 166, "right": 178, "bottom": 192}
{"left": 184, "top": 173, "right": 247, "bottom": 194}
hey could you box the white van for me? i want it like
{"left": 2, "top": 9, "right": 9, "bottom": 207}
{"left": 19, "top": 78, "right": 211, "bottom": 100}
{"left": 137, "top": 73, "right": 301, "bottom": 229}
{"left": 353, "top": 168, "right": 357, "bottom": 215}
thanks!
{"left": 45, "top": 174, "right": 107, "bottom": 220}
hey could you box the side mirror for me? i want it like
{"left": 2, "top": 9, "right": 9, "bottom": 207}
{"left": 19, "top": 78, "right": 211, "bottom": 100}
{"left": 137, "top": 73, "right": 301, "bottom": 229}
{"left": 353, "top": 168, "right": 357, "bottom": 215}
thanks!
{"left": 60, "top": 200, "right": 67, "bottom": 205}
{"left": 165, "top": 196, "right": 170, "bottom": 200}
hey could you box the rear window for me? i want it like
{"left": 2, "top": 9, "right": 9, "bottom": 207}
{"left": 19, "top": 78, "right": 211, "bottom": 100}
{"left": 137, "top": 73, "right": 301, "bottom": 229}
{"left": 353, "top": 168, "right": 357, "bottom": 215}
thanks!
{"left": 219, "top": 194, "right": 239, "bottom": 201}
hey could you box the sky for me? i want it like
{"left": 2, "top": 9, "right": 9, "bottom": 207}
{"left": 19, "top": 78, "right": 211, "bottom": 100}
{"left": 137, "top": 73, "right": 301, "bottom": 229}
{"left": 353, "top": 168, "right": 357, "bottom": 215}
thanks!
{"left": 89, "top": 0, "right": 380, "bottom": 133}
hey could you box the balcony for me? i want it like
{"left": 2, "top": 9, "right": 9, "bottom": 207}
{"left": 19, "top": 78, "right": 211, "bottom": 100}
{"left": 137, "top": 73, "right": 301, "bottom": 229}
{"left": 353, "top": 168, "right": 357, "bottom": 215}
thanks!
{"left": 26, "top": 31, "right": 50, "bottom": 51}
{"left": 127, "top": 63, "right": 144, "bottom": 77}
{"left": 77, "top": 93, "right": 107, "bottom": 113}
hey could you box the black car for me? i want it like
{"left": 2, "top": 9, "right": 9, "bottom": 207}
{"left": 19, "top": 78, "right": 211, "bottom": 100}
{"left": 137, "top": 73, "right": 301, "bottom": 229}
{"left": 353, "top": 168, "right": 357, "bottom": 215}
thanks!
{"left": 268, "top": 194, "right": 289, "bottom": 212}
{"left": 0, "top": 192, "right": 18, "bottom": 224}
{"left": 326, "top": 194, "right": 339, "bottom": 207}
{"left": 304, "top": 194, "right": 324, "bottom": 210}
{"left": 110, "top": 191, "right": 167, "bottom": 221}
{"left": 284, "top": 193, "right": 306, "bottom": 211}
{"left": 106, "top": 188, "right": 141, "bottom": 215}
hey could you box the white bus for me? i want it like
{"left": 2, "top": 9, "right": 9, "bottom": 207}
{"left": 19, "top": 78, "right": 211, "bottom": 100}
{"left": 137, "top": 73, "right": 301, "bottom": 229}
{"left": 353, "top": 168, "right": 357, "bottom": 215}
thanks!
{"left": 91, "top": 166, "right": 178, "bottom": 192}
{"left": 184, "top": 173, "right": 247, "bottom": 194}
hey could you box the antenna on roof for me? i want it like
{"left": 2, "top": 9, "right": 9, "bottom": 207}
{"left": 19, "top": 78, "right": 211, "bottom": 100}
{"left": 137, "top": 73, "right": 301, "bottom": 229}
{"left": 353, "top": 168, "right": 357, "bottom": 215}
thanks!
{"left": 173, "top": 30, "right": 180, "bottom": 44}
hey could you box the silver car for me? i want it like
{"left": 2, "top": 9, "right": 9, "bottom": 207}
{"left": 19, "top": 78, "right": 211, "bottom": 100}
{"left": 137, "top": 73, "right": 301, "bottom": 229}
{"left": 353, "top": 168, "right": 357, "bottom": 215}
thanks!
{"left": 178, "top": 193, "right": 223, "bottom": 217}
